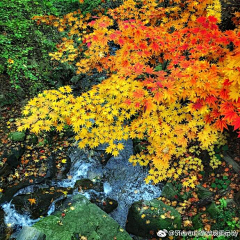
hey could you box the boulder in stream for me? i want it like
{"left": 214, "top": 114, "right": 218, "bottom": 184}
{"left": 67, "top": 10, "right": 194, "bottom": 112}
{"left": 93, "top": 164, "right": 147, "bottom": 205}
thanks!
{"left": 74, "top": 178, "right": 102, "bottom": 191}
{"left": 126, "top": 199, "right": 181, "bottom": 238}
{"left": 74, "top": 179, "right": 118, "bottom": 213}
{"left": 32, "top": 194, "right": 133, "bottom": 240}
{"left": 12, "top": 187, "right": 73, "bottom": 219}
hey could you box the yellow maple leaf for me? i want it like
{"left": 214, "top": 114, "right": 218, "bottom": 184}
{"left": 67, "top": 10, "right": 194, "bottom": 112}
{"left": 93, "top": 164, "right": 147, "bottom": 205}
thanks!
{"left": 61, "top": 159, "right": 67, "bottom": 164}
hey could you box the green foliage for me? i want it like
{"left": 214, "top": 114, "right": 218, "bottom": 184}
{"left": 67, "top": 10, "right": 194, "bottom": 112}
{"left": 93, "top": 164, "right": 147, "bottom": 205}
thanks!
{"left": 0, "top": 0, "right": 115, "bottom": 100}
{"left": 0, "top": 0, "right": 84, "bottom": 98}
{"left": 212, "top": 207, "right": 239, "bottom": 231}
{"left": 80, "top": 0, "right": 102, "bottom": 14}
{"left": 168, "top": 181, "right": 192, "bottom": 201}
{"left": 226, "top": 219, "right": 240, "bottom": 230}
{"left": 210, "top": 176, "right": 231, "bottom": 190}
{"left": 51, "top": 0, "right": 104, "bottom": 16}
{"left": 219, "top": 198, "right": 227, "bottom": 210}
{"left": 214, "top": 144, "right": 229, "bottom": 154}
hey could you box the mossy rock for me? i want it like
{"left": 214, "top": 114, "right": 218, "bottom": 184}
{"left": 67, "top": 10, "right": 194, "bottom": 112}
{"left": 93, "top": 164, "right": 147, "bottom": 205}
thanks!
{"left": 16, "top": 226, "right": 46, "bottom": 240}
{"left": 206, "top": 202, "right": 221, "bottom": 218}
{"left": 191, "top": 213, "right": 204, "bottom": 230}
{"left": 33, "top": 194, "right": 132, "bottom": 240}
{"left": 196, "top": 185, "right": 213, "bottom": 200}
{"left": 8, "top": 131, "right": 25, "bottom": 142}
{"left": 161, "top": 182, "right": 178, "bottom": 201}
{"left": 126, "top": 199, "right": 181, "bottom": 238}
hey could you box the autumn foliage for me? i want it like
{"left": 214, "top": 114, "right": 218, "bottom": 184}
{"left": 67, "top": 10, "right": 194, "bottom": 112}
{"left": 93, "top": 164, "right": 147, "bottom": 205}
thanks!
{"left": 18, "top": 0, "right": 240, "bottom": 186}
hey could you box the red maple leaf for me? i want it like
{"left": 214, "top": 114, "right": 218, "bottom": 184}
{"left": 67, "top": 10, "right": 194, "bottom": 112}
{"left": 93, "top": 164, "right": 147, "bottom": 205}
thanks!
{"left": 211, "top": 109, "right": 221, "bottom": 118}
{"left": 223, "top": 110, "right": 238, "bottom": 122}
{"left": 232, "top": 116, "right": 240, "bottom": 131}
{"left": 237, "top": 131, "right": 240, "bottom": 138}
{"left": 192, "top": 100, "right": 203, "bottom": 110}
{"left": 219, "top": 88, "right": 229, "bottom": 99}
{"left": 206, "top": 96, "right": 217, "bottom": 106}
{"left": 135, "top": 102, "right": 141, "bottom": 108}
{"left": 88, "top": 20, "right": 96, "bottom": 26}
{"left": 118, "top": 38, "right": 125, "bottom": 45}
{"left": 208, "top": 16, "right": 218, "bottom": 23}
{"left": 220, "top": 102, "right": 234, "bottom": 112}
{"left": 139, "top": 42, "right": 147, "bottom": 50}
{"left": 150, "top": 42, "right": 160, "bottom": 52}
{"left": 204, "top": 114, "right": 213, "bottom": 124}
{"left": 215, "top": 119, "right": 228, "bottom": 132}
{"left": 223, "top": 79, "right": 232, "bottom": 86}
{"left": 109, "top": 33, "right": 117, "bottom": 40}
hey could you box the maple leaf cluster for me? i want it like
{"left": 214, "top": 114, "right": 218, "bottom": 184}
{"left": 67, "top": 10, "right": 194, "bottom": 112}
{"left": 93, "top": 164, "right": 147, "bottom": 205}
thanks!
{"left": 18, "top": 0, "right": 240, "bottom": 185}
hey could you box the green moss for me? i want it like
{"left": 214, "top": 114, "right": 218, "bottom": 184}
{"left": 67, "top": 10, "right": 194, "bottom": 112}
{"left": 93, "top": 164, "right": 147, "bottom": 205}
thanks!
{"left": 34, "top": 195, "right": 132, "bottom": 240}
{"left": 126, "top": 199, "right": 181, "bottom": 238}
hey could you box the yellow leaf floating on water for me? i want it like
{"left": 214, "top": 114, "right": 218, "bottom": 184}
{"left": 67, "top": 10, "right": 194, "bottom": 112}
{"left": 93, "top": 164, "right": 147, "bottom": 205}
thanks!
{"left": 62, "top": 191, "right": 68, "bottom": 196}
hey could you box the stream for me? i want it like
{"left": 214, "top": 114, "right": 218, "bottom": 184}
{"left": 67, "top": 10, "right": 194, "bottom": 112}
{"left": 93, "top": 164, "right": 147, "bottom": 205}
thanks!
{"left": 1, "top": 139, "right": 162, "bottom": 236}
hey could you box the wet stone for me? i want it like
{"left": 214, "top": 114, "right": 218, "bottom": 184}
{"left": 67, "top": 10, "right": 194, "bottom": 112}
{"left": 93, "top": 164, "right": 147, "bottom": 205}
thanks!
{"left": 16, "top": 226, "right": 46, "bottom": 240}
{"left": 12, "top": 187, "right": 73, "bottom": 219}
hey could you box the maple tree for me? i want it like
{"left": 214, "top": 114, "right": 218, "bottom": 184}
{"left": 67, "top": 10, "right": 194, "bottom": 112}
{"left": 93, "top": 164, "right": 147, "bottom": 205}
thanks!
{"left": 18, "top": 0, "right": 240, "bottom": 186}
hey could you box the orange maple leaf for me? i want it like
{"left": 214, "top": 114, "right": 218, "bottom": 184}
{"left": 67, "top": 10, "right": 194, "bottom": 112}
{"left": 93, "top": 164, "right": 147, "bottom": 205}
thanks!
{"left": 133, "top": 89, "right": 145, "bottom": 98}
{"left": 28, "top": 198, "right": 36, "bottom": 205}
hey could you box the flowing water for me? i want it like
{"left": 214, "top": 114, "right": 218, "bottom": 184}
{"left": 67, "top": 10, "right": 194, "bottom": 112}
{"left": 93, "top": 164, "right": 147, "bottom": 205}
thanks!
{"left": 1, "top": 139, "right": 162, "bottom": 233}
